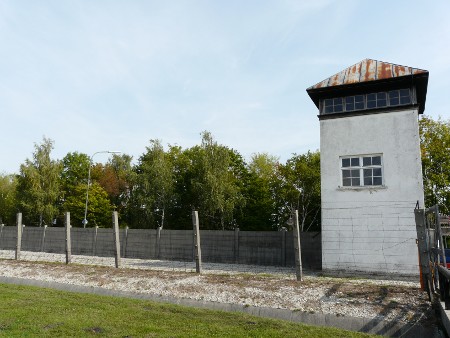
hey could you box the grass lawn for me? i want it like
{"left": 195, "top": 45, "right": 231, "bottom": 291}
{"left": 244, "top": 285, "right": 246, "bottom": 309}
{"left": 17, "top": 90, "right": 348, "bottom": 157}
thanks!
{"left": 0, "top": 283, "right": 379, "bottom": 337}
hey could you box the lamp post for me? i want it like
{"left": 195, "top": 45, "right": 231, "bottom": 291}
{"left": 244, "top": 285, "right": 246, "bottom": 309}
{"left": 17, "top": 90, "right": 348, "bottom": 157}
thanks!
{"left": 83, "top": 150, "right": 121, "bottom": 228}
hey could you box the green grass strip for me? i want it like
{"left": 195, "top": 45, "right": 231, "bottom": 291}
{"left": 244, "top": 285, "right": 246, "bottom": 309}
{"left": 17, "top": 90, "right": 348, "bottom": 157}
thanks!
{"left": 0, "top": 283, "right": 379, "bottom": 337}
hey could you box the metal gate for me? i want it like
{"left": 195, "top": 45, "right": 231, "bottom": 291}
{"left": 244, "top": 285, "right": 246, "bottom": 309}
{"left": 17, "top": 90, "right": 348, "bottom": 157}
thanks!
{"left": 415, "top": 204, "right": 450, "bottom": 305}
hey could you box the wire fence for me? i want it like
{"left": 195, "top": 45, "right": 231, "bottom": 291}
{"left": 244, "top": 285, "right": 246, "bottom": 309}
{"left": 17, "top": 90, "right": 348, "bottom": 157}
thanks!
{"left": 0, "top": 212, "right": 321, "bottom": 274}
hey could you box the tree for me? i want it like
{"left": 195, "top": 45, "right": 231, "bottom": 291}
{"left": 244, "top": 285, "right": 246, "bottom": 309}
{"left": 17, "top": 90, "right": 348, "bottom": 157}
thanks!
{"left": 277, "top": 151, "right": 321, "bottom": 231}
{"left": 60, "top": 152, "right": 90, "bottom": 210}
{"left": 165, "top": 144, "right": 198, "bottom": 229}
{"left": 237, "top": 153, "right": 278, "bottom": 230}
{"left": 0, "top": 174, "right": 18, "bottom": 225}
{"left": 191, "top": 131, "right": 244, "bottom": 230}
{"left": 17, "top": 138, "right": 62, "bottom": 226}
{"left": 419, "top": 116, "right": 450, "bottom": 213}
{"left": 248, "top": 153, "right": 279, "bottom": 181}
{"left": 63, "top": 182, "right": 113, "bottom": 227}
{"left": 130, "top": 140, "right": 175, "bottom": 228}
{"left": 95, "top": 154, "right": 134, "bottom": 214}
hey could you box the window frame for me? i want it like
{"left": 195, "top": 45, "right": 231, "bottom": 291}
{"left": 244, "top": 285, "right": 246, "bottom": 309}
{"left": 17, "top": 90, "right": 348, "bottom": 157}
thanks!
{"left": 320, "top": 88, "right": 414, "bottom": 115}
{"left": 340, "top": 154, "right": 384, "bottom": 188}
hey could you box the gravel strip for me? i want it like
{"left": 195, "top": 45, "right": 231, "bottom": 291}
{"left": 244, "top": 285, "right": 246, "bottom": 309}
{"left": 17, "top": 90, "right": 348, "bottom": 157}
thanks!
{"left": 0, "top": 250, "right": 435, "bottom": 325}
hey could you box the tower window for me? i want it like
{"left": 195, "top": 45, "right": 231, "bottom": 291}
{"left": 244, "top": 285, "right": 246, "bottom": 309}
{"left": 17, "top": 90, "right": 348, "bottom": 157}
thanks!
{"left": 321, "top": 89, "right": 412, "bottom": 115}
{"left": 341, "top": 155, "right": 383, "bottom": 187}
{"left": 400, "top": 89, "right": 411, "bottom": 104}
{"left": 389, "top": 90, "right": 400, "bottom": 105}
{"left": 345, "top": 95, "right": 364, "bottom": 111}
{"left": 324, "top": 98, "right": 344, "bottom": 113}
{"left": 376, "top": 92, "right": 387, "bottom": 107}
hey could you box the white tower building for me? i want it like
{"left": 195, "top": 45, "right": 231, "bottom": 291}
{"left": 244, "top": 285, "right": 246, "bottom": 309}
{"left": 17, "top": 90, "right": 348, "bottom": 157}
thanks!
{"left": 307, "top": 59, "right": 429, "bottom": 276}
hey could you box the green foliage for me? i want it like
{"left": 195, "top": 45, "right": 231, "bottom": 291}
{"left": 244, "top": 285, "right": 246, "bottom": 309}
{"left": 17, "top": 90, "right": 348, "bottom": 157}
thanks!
{"left": 191, "top": 132, "right": 245, "bottom": 229}
{"left": 60, "top": 152, "right": 90, "bottom": 218}
{"left": 237, "top": 153, "right": 279, "bottom": 230}
{"left": 128, "top": 134, "right": 247, "bottom": 230}
{"left": 129, "top": 140, "right": 175, "bottom": 228}
{"left": 166, "top": 145, "right": 199, "bottom": 229}
{"left": 63, "top": 182, "right": 113, "bottom": 227}
{"left": 61, "top": 151, "right": 129, "bottom": 227}
{"left": 420, "top": 115, "right": 450, "bottom": 213}
{"left": 10, "top": 133, "right": 324, "bottom": 230}
{"left": 16, "top": 137, "right": 62, "bottom": 226}
{"left": 277, "top": 151, "right": 321, "bottom": 231}
{"left": 248, "top": 153, "right": 279, "bottom": 181}
{"left": 61, "top": 152, "right": 90, "bottom": 193}
{"left": 0, "top": 174, "right": 18, "bottom": 225}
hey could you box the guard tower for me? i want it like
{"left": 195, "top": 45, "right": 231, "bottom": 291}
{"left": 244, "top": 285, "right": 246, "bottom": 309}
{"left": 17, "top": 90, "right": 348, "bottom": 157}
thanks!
{"left": 307, "top": 59, "right": 429, "bottom": 276}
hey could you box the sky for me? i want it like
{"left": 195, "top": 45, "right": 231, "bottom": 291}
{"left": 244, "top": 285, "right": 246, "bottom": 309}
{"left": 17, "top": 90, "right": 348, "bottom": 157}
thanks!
{"left": 1, "top": 0, "right": 449, "bottom": 174}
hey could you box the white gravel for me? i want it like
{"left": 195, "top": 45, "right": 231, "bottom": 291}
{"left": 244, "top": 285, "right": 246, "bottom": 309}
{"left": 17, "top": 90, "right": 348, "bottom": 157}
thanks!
{"left": 0, "top": 250, "right": 433, "bottom": 324}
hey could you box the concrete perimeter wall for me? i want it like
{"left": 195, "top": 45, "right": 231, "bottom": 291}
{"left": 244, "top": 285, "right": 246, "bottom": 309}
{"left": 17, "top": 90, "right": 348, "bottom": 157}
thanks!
{"left": 0, "top": 225, "right": 321, "bottom": 269}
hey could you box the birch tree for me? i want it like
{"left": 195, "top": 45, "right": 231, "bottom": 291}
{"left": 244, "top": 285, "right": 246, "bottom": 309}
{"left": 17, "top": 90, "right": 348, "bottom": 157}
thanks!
{"left": 191, "top": 131, "right": 244, "bottom": 230}
{"left": 17, "top": 137, "right": 62, "bottom": 226}
{"left": 132, "top": 140, "right": 174, "bottom": 228}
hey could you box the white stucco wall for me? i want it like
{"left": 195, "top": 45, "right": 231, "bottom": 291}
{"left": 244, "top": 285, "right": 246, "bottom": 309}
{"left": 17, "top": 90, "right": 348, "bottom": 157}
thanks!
{"left": 320, "top": 109, "right": 424, "bottom": 276}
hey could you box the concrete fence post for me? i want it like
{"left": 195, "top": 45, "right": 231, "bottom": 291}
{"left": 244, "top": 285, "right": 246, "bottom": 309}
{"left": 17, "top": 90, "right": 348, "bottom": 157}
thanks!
{"left": 15, "top": 213, "right": 22, "bottom": 260}
{"left": 92, "top": 226, "right": 98, "bottom": 256}
{"left": 112, "top": 211, "right": 121, "bottom": 268}
{"left": 234, "top": 228, "right": 239, "bottom": 264}
{"left": 40, "top": 225, "right": 47, "bottom": 252}
{"left": 192, "top": 211, "right": 202, "bottom": 274}
{"left": 293, "top": 210, "right": 303, "bottom": 281}
{"left": 65, "top": 212, "right": 72, "bottom": 264}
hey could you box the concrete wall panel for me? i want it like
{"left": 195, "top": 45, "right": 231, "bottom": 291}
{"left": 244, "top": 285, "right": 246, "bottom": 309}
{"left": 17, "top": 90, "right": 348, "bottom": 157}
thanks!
{"left": 71, "top": 228, "right": 96, "bottom": 256}
{"left": 43, "top": 228, "right": 66, "bottom": 253}
{"left": 159, "top": 230, "right": 194, "bottom": 261}
{"left": 201, "top": 230, "right": 235, "bottom": 263}
{"left": 0, "top": 225, "right": 322, "bottom": 270}
{"left": 21, "top": 227, "right": 43, "bottom": 252}
{"left": 94, "top": 228, "right": 115, "bottom": 257}
{"left": 124, "top": 229, "right": 156, "bottom": 259}
{"left": 0, "top": 226, "right": 16, "bottom": 250}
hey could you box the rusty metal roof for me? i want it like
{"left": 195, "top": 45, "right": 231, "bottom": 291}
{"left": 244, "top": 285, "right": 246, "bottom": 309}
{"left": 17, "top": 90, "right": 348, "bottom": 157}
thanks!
{"left": 307, "top": 59, "right": 428, "bottom": 90}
